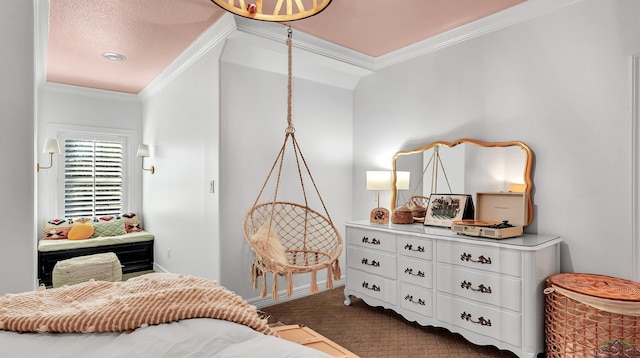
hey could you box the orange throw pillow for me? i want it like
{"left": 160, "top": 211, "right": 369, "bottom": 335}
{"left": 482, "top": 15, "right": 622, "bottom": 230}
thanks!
{"left": 67, "top": 224, "right": 94, "bottom": 240}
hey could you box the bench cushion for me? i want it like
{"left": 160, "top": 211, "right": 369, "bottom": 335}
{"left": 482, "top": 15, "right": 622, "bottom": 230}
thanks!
{"left": 38, "top": 231, "right": 154, "bottom": 252}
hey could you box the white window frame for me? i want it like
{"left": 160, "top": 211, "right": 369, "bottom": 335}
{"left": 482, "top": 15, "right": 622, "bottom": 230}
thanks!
{"left": 48, "top": 125, "right": 138, "bottom": 218}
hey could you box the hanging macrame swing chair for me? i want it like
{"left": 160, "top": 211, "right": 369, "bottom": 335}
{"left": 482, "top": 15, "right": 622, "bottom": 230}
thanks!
{"left": 242, "top": 28, "right": 342, "bottom": 301}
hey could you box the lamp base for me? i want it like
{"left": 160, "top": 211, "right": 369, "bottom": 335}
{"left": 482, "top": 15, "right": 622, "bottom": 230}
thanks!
{"left": 370, "top": 207, "right": 389, "bottom": 224}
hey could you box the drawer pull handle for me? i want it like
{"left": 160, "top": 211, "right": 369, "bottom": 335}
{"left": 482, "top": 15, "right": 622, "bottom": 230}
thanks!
{"left": 404, "top": 244, "right": 424, "bottom": 252}
{"left": 404, "top": 294, "right": 426, "bottom": 306}
{"left": 460, "top": 253, "right": 492, "bottom": 264}
{"left": 362, "top": 281, "right": 381, "bottom": 292}
{"left": 362, "top": 237, "right": 381, "bottom": 245}
{"left": 404, "top": 268, "right": 425, "bottom": 277}
{"left": 461, "top": 280, "right": 492, "bottom": 294}
{"left": 460, "top": 311, "right": 492, "bottom": 327}
{"left": 361, "top": 258, "right": 380, "bottom": 267}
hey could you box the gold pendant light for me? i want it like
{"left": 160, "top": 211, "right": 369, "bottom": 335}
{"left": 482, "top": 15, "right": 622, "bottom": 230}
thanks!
{"left": 210, "top": 0, "right": 332, "bottom": 22}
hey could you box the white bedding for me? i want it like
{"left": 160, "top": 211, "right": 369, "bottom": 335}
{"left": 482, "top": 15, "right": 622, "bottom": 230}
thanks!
{"left": 0, "top": 318, "right": 332, "bottom": 358}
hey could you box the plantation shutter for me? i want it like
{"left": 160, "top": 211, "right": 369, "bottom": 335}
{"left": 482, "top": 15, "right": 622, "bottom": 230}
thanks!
{"left": 64, "top": 139, "right": 123, "bottom": 218}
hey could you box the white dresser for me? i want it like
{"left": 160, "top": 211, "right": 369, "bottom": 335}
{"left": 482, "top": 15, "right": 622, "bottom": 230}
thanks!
{"left": 344, "top": 221, "right": 561, "bottom": 358}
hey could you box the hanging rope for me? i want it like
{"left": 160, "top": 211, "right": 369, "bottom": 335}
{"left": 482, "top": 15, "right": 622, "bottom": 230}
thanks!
{"left": 286, "top": 27, "right": 294, "bottom": 132}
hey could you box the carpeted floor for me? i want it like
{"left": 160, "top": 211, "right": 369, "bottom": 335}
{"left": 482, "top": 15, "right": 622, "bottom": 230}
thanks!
{"left": 262, "top": 286, "right": 520, "bottom": 358}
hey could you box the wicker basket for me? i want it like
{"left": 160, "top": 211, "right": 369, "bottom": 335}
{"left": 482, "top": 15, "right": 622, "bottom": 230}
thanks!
{"left": 545, "top": 273, "right": 640, "bottom": 357}
{"left": 391, "top": 205, "right": 414, "bottom": 224}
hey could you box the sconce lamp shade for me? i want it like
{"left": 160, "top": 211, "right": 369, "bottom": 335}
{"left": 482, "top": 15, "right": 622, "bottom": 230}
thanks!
{"left": 396, "top": 171, "right": 411, "bottom": 190}
{"left": 43, "top": 139, "right": 61, "bottom": 154}
{"left": 137, "top": 144, "right": 155, "bottom": 174}
{"left": 37, "top": 138, "right": 61, "bottom": 172}
{"left": 366, "top": 171, "right": 392, "bottom": 191}
{"left": 136, "top": 144, "right": 150, "bottom": 157}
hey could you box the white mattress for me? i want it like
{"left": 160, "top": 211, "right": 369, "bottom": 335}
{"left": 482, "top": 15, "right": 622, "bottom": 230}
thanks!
{"left": 38, "top": 230, "right": 154, "bottom": 252}
{"left": 0, "top": 318, "right": 332, "bottom": 358}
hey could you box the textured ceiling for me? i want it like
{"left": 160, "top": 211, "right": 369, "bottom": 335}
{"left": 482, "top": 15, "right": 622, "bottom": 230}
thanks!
{"left": 44, "top": 0, "right": 528, "bottom": 94}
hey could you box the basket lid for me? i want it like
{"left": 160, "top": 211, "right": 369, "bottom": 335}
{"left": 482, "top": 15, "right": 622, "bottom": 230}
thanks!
{"left": 475, "top": 192, "right": 527, "bottom": 227}
{"left": 547, "top": 273, "right": 640, "bottom": 302}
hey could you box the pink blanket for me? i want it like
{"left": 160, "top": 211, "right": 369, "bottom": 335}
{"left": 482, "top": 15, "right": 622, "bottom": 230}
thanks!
{"left": 0, "top": 273, "right": 275, "bottom": 335}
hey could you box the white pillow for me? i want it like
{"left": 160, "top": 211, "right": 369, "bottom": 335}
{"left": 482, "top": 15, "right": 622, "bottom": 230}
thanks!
{"left": 251, "top": 223, "right": 288, "bottom": 267}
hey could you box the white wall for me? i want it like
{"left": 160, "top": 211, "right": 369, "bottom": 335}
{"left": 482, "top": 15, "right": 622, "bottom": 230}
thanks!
{"left": 141, "top": 40, "right": 224, "bottom": 281}
{"left": 0, "top": 0, "right": 36, "bottom": 295}
{"left": 36, "top": 86, "right": 143, "bottom": 225}
{"left": 353, "top": 0, "right": 640, "bottom": 280}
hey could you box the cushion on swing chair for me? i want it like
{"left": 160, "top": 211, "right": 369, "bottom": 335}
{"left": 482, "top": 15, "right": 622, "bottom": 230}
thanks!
{"left": 250, "top": 223, "right": 288, "bottom": 270}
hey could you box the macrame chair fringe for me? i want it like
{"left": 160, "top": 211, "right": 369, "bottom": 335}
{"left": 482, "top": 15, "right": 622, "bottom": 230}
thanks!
{"left": 310, "top": 270, "right": 319, "bottom": 294}
{"left": 242, "top": 27, "right": 343, "bottom": 301}
{"left": 287, "top": 271, "right": 293, "bottom": 297}
{"left": 261, "top": 272, "right": 268, "bottom": 298}
{"left": 251, "top": 260, "right": 259, "bottom": 291}
{"left": 271, "top": 271, "right": 279, "bottom": 301}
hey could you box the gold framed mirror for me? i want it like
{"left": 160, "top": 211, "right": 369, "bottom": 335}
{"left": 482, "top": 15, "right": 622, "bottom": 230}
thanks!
{"left": 391, "top": 138, "right": 534, "bottom": 226}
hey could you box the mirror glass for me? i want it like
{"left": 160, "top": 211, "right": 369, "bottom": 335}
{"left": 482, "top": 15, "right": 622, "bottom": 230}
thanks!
{"left": 391, "top": 138, "right": 534, "bottom": 225}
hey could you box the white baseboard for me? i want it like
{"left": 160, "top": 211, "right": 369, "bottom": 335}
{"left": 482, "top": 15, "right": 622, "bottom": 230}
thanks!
{"left": 248, "top": 279, "right": 346, "bottom": 309}
{"left": 152, "top": 262, "right": 169, "bottom": 273}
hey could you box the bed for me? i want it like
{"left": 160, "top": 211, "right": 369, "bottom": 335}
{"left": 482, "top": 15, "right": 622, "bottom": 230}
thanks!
{"left": 0, "top": 273, "right": 331, "bottom": 358}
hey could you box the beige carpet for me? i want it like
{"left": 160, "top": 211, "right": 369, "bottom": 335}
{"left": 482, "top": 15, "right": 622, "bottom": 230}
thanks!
{"left": 122, "top": 270, "right": 154, "bottom": 281}
{"left": 262, "top": 286, "right": 521, "bottom": 358}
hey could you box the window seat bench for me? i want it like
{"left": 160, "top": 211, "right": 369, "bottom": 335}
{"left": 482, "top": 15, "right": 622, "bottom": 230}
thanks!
{"left": 38, "top": 231, "right": 154, "bottom": 286}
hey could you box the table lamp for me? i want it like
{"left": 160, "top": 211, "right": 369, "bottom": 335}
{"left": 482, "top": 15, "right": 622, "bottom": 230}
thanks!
{"left": 366, "top": 171, "right": 391, "bottom": 224}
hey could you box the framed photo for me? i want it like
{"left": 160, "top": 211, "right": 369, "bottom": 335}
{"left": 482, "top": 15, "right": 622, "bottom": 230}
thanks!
{"left": 423, "top": 194, "right": 474, "bottom": 228}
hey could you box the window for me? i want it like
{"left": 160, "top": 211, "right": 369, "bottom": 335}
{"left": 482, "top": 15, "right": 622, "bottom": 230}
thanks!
{"left": 63, "top": 138, "right": 124, "bottom": 218}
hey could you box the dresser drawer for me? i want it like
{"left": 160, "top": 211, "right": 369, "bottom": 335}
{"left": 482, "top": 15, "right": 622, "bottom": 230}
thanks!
{"left": 436, "top": 294, "right": 522, "bottom": 347}
{"left": 400, "top": 283, "right": 433, "bottom": 317}
{"left": 436, "top": 264, "right": 521, "bottom": 312}
{"left": 347, "top": 246, "right": 397, "bottom": 279}
{"left": 398, "top": 235, "right": 432, "bottom": 260}
{"left": 347, "top": 228, "right": 396, "bottom": 253}
{"left": 436, "top": 241, "right": 521, "bottom": 277}
{"left": 399, "top": 256, "right": 433, "bottom": 288}
{"left": 347, "top": 268, "right": 397, "bottom": 305}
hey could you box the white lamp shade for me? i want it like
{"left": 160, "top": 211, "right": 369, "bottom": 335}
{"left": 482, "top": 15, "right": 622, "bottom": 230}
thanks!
{"left": 136, "top": 144, "right": 150, "bottom": 157}
{"left": 42, "top": 139, "right": 61, "bottom": 154}
{"left": 396, "top": 171, "right": 411, "bottom": 190}
{"left": 366, "top": 171, "right": 392, "bottom": 191}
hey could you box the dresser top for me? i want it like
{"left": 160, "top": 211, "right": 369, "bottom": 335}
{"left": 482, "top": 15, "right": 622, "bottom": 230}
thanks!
{"left": 346, "top": 220, "right": 561, "bottom": 249}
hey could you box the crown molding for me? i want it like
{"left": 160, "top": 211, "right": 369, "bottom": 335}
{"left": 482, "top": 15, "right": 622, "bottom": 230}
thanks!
{"left": 39, "top": 82, "right": 140, "bottom": 102}
{"left": 373, "top": 0, "right": 581, "bottom": 70}
{"left": 236, "top": 0, "right": 581, "bottom": 71}
{"left": 235, "top": 17, "right": 376, "bottom": 72}
{"left": 224, "top": 20, "right": 372, "bottom": 90}
{"left": 139, "top": 13, "right": 237, "bottom": 100}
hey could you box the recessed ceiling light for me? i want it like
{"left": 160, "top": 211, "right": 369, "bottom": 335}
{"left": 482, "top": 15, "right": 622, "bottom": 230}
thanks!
{"left": 102, "top": 52, "right": 127, "bottom": 62}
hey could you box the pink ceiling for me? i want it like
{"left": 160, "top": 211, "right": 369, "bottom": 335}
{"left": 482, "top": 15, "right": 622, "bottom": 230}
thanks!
{"left": 46, "top": 0, "right": 526, "bottom": 94}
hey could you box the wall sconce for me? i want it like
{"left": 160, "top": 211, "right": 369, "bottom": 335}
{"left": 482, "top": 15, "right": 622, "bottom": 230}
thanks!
{"left": 37, "top": 138, "right": 61, "bottom": 172}
{"left": 136, "top": 144, "right": 155, "bottom": 174}
{"left": 366, "top": 171, "right": 391, "bottom": 224}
